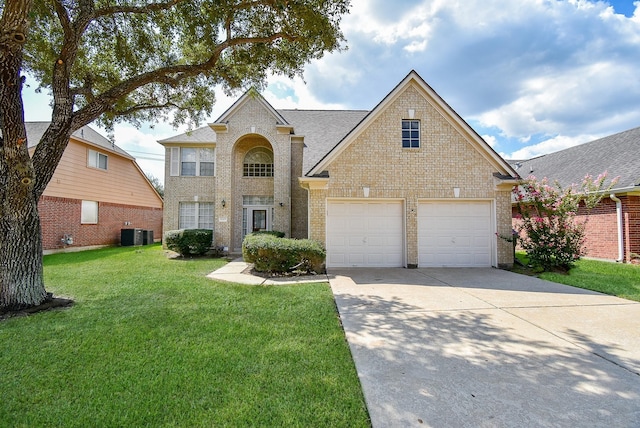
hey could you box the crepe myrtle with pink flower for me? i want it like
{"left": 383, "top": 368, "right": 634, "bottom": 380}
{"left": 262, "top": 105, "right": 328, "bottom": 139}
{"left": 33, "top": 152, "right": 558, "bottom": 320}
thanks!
{"left": 512, "top": 172, "right": 618, "bottom": 271}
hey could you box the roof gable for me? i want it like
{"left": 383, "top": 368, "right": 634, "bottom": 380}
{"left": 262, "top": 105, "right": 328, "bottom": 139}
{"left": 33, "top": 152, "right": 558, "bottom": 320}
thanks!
{"left": 211, "top": 88, "right": 289, "bottom": 129}
{"left": 307, "top": 70, "right": 517, "bottom": 178}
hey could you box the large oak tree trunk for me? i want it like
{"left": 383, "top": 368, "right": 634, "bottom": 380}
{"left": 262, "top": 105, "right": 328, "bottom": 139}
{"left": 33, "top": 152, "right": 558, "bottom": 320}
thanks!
{"left": 1, "top": 0, "right": 47, "bottom": 310}
{"left": 0, "top": 196, "right": 46, "bottom": 309}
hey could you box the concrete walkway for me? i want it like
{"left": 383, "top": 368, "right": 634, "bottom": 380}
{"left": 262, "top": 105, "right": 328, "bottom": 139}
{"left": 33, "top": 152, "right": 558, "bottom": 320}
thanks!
{"left": 329, "top": 267, "right": 640, "bottom": 427}
{"left": 207, "top": 259, "right": 329, "bottom": 285}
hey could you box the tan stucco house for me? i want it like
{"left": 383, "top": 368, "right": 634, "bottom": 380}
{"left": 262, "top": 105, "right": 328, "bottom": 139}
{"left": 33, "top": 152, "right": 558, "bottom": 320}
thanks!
{"left": 159, "top": 70, "right": 519, "bottom": 268}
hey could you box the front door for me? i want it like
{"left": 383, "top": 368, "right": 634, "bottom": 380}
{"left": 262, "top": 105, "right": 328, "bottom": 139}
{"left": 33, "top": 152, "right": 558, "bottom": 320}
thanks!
{"left": 252, "top": 209, "right": 267, "bottom": 232}
{"left": 243, "top": 203, "right": 273, "bottom": 238}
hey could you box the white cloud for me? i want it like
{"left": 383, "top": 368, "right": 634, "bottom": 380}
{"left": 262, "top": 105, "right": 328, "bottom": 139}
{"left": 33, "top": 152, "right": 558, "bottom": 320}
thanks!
{"left": 19, "top": 0, "right": 640, "bottom": 173}
{"left": 506, "top": 133, "right": 600, "bottom": 159}
{"left": 264, "top": 76, "right": 347, "bottom": 110}
{"left": 482, "top": 134, "right": 498, "bottom": 148}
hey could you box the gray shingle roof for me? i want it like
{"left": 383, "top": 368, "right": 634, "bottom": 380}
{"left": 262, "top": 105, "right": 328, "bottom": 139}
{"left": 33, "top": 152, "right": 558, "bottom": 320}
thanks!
{"left": 277, "top": 109, "right": 369, "bottom": 174}
{"left": 155, "top": 110, "right": 368, "bottom": 174}
{"left": 22, "top": 121, "right": 131, "bottom": 159}
{"left": 157, "top": 126, "right": 217, "bottom": 144}
{"left": 509, "top": 126, "right": 640, "bottom": 191}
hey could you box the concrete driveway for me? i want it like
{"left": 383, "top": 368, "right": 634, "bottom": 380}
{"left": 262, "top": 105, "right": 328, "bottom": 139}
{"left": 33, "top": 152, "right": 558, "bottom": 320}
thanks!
{"left": 329, "top": 268, "right": 640, "bottom": 427}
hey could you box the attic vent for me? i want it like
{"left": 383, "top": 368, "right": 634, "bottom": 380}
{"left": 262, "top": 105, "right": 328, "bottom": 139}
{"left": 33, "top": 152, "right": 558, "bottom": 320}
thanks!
{"left": 515, "top": 162, "right": 522, "bottom": 170}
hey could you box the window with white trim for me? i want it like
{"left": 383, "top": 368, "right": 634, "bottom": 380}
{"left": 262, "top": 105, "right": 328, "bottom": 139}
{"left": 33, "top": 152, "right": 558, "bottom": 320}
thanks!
{"left": 243, "top": 147, "right": 274, "bottom": 177}
{"left": 88, "top": 149, "right": 108, "bottom": 170}
{"left": 402, "top": 119, "right": 420, "bottom": 148}
{"left": 81, "top": 200, "right": 99, "bottom": 224}
{"left": 170, "top": 147, "right": 215, "bottom": 176}
{"left": 179, "top": 202, "right": 214, "bottom": 229}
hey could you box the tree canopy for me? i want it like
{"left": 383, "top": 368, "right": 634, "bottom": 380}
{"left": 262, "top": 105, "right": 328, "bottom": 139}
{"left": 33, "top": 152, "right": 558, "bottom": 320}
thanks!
{"left": 0, "top": 0, "right": 350, "bottom": 310}
{"left": 24, "top": 0, "right": 349, "bottom": 130}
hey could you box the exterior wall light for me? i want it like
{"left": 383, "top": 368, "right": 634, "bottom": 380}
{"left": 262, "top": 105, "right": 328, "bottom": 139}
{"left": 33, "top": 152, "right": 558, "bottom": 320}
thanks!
{"left": 221, "top": 199, "right": 226, "bottom": 208}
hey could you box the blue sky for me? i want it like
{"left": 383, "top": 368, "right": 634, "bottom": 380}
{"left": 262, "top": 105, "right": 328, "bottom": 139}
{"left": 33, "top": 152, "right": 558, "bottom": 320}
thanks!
{"left": 22, "top": 0, "right": 640, "bottom": 181}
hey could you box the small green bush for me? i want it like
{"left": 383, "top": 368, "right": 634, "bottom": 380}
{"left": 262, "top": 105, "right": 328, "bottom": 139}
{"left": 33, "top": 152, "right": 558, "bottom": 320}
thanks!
{"left": 243, "top": 233, "right": 325, "bottom": 274}
{"left": 164, "top": 229, "right": 213, "bottom": 256}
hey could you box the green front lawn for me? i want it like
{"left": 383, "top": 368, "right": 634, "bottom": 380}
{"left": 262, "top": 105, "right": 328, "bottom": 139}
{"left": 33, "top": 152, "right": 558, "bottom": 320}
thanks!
{"left": 515, "top": 252, "right": 640, "bottom": 302}
{"left": 0, "top": 245, "right": 370, "bottom": 427}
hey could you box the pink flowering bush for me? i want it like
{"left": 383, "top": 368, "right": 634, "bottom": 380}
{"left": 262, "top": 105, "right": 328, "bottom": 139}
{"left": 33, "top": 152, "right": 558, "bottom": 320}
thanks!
{"left": 513, "top": 173, "right": 617, "bottom": 271}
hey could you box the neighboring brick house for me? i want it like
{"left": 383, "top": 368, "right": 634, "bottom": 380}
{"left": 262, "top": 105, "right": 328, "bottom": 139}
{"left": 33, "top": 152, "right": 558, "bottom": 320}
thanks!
{"left": 510, "top": 127, "right": 640, "bottom": 263}
{"left": 159, "top": 70, "right": 519, "bottom": 268}
{"left": 25, "top": 122, "right": 164, "bottom": 253}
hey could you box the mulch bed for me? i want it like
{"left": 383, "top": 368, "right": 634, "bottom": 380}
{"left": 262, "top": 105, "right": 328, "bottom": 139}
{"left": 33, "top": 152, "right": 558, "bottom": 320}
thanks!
{"left": 0, "top": 293, "right": 74, "bottom": 321}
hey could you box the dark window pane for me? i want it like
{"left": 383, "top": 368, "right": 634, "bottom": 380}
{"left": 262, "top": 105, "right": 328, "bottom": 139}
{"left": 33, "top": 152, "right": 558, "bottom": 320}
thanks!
{"left": 200, "top": 162, "right": 214, "bottom": 176}
{"left": 181, "top": 162, "right": 196, "bottom": 176}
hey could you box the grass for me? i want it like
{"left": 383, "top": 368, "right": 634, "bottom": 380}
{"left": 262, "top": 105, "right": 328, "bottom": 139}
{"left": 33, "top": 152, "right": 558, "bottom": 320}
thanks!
{"left": 514, "top": 252, "right": 640, "bottom": 302}
{"left": 0, "top": 245, "right": 370, "bottom": 427}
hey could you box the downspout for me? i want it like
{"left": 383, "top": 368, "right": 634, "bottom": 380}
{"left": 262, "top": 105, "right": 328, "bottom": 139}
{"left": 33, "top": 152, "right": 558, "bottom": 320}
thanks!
{"left": 609, "top": 194, "right": 624, "bottom": 262}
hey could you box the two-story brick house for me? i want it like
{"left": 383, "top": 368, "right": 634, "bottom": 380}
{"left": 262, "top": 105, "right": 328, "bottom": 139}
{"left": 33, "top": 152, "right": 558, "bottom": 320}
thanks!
{"left": 26, "top": 122, "right": 164, "bottom": 252}
{"left": 159, "top": 70, "right": 519, "bottom": 268}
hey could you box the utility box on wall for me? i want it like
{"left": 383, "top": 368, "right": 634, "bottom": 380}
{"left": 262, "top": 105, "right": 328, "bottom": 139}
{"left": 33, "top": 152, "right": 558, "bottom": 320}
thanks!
{"left": 121, "top": 228, "right": 144, "bottom": 246}
{"left": 142, "top": 229, "right": 154, "bottom": 245}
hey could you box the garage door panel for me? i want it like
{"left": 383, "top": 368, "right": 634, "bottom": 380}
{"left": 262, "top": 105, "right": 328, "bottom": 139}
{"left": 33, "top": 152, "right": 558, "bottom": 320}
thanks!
{"left": 327, "top": 201, "right": 404, "bottom": 268}
{"left": 418, "top": 201, "right": 493, "bottom": 267}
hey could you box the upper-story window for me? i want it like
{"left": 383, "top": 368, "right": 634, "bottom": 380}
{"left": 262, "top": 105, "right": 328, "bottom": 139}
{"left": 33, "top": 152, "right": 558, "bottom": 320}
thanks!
{"left": 402, "top": 119, "right": 420, "bottom": 148}
{"left": 88, "top": 149, "right": 108, "bottom": 170}
{"left": 170, "top": 147, "right": 215, "bottom": 176}
{"left": 243, "top": 147, "right": 274, "bottom": 177}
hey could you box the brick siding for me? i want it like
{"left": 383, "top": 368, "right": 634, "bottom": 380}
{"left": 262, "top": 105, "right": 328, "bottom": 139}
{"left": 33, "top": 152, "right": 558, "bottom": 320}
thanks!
{"left": 512, "top": 195, "right": 640, "bottom": 262}
{"left": 39, "top": 195, "right": 163, "bottom": 250}
{"left": 163, "top": 82, "right": 516, "bottom": 266}
{"left": 308, "top": 84, "right": 514, "bottom": 267}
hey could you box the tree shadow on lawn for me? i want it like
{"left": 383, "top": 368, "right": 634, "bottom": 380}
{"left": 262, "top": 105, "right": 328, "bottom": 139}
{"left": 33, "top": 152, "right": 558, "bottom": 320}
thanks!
{"left": 334, "top": 292, "right": 640, "bottom": 427}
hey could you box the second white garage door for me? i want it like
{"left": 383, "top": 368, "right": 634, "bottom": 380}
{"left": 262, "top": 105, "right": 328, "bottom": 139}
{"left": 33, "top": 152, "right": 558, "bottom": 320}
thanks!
{"left": 326, "top": 200, "right": 404, "bottom": 267}
{"left": 418, "top": 201, "right": 493, "bottom": 267}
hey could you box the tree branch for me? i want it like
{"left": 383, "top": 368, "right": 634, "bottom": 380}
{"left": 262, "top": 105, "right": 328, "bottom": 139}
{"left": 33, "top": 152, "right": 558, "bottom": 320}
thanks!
{"left": 93, "top": 0, "right": 188, "bottom": 19}
{"left": 69, "top": 30, "right": 296, "bottom": 128}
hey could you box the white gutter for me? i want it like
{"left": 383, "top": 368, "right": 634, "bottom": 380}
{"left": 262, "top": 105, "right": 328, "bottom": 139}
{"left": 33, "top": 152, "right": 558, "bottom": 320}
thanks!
{"left": 609, "top": 194, "right": 624, "bottom": 262}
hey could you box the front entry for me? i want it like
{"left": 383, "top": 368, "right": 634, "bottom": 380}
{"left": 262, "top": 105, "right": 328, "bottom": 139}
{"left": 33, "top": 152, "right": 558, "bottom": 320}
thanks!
{"left": 252, "top": 209, "right": 267, "bottom": 232}
{"left": 243, "top": 195, "right": 274, "bottom": 238}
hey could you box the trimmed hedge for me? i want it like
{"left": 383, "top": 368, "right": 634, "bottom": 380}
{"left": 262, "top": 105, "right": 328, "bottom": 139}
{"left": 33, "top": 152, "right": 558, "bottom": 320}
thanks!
{"left": 251, "top": 230, "right": 286, "bottom": 238}
{"left": 164, "top": 229, "right": 213, "bottom": 256}
{"left": 242, "top": 233, "right": 326, "bottom": 274}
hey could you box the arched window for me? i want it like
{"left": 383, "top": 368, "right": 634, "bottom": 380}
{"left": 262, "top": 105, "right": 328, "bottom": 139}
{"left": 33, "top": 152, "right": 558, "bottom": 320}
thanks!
{"left": 243, "top": 147, "right": 274, "bottom": 177}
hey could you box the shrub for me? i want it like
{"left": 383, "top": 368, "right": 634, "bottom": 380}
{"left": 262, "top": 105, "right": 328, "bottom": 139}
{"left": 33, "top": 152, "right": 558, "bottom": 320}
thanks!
{"left": 251, "top": 230, "right": 286, "bottom": 238}
{"left": 164, "top": 229, "right": 213, "bottom": 256}
{"left": 243, "top": 233, "right": 325, "bottom": 274}
{"left": 513, "top": 173, "right": 617, "bottom": 272}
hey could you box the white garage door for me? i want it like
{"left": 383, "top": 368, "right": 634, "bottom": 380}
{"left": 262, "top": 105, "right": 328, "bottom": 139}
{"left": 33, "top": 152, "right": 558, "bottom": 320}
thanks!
{"left": 326, "top": 200, "right": 404, "bottom": 267}
{"left": 418, "top": 201, "right": 493, "bottom": 267}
